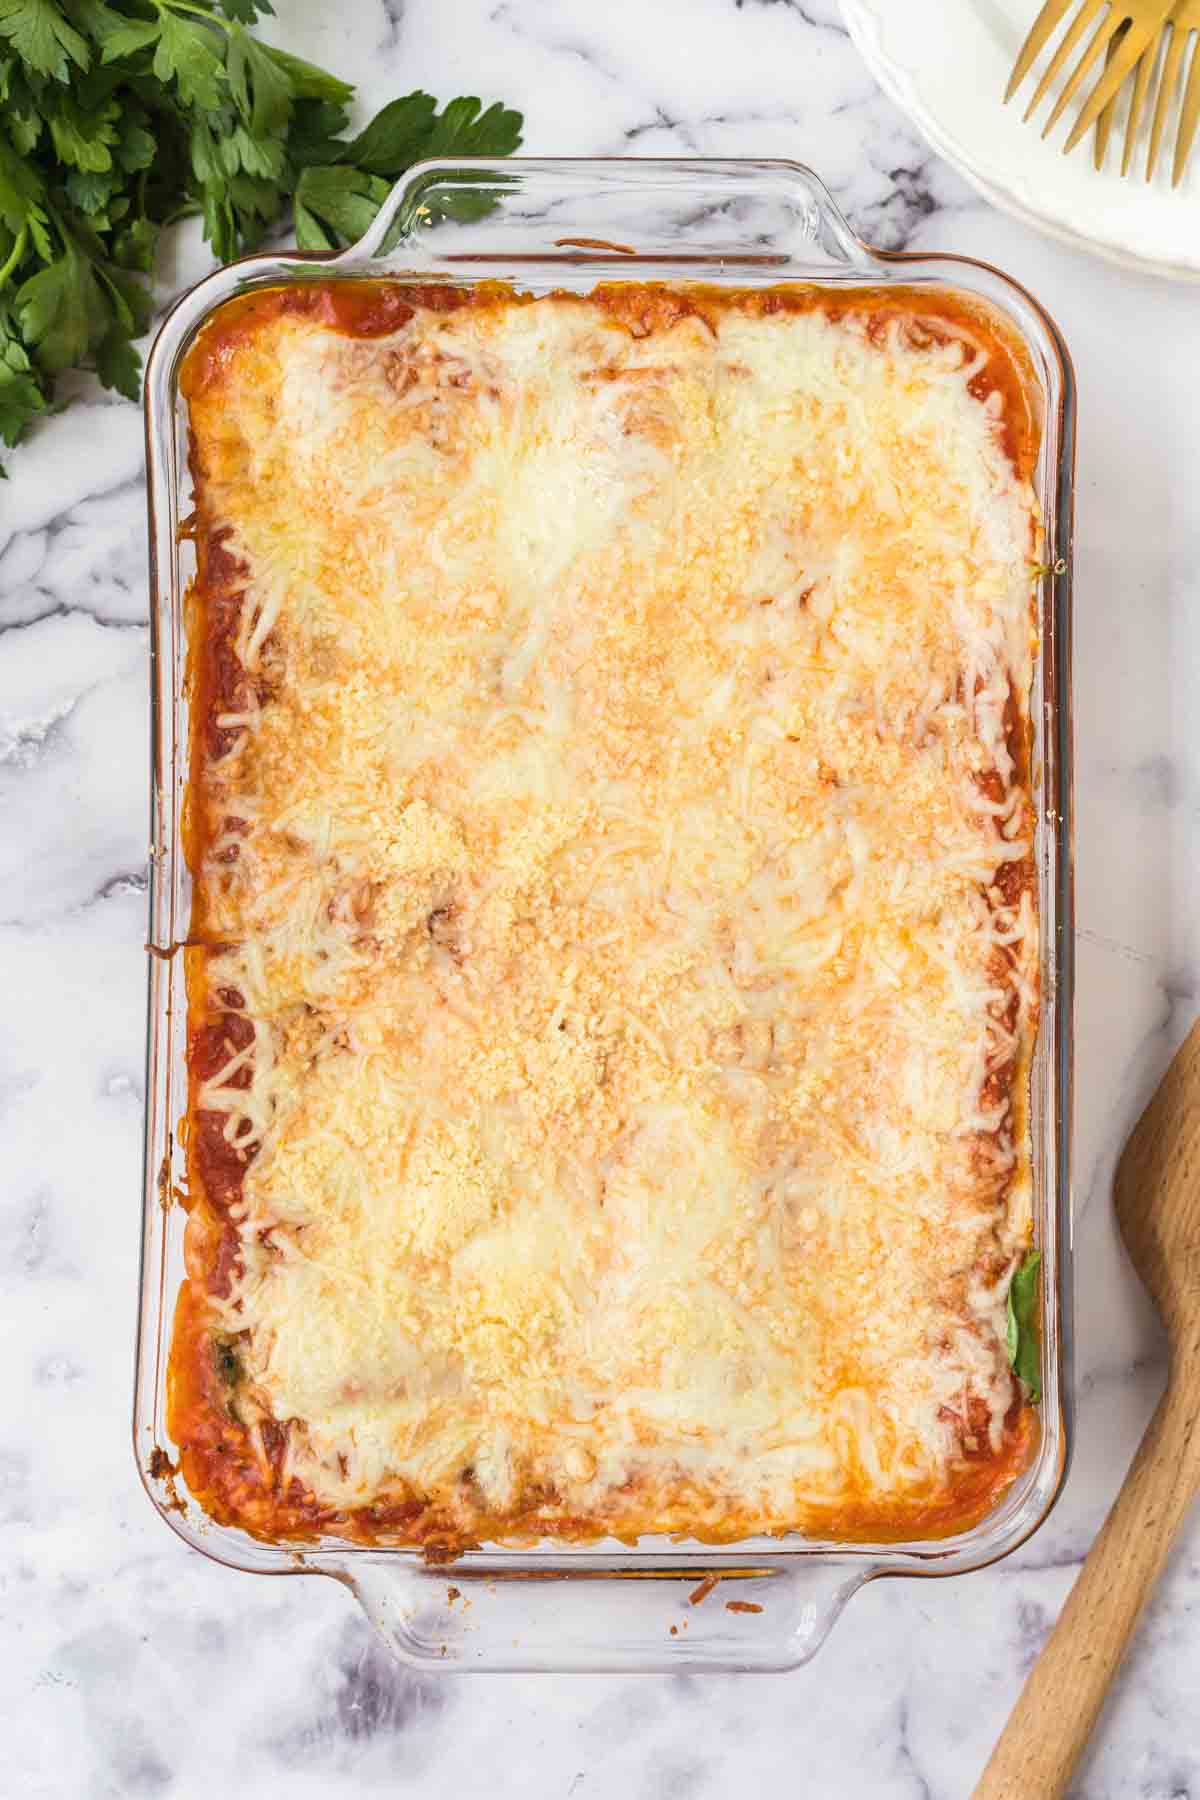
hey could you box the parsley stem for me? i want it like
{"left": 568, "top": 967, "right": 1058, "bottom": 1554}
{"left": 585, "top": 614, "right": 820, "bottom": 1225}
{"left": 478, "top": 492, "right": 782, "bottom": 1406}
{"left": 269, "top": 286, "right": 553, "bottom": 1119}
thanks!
{"left": 0, "top": 226, "right": 28, "bottom": 292}
{"left": 41, "top": 201, "right": 73, "bottom": 260}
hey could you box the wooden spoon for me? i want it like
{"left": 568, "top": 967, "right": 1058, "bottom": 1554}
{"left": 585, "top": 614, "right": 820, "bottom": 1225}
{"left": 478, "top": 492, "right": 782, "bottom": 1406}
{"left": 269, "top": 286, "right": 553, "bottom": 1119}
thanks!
{"left": 974, "top": 1018, "right": 1200, "bottom": 1799}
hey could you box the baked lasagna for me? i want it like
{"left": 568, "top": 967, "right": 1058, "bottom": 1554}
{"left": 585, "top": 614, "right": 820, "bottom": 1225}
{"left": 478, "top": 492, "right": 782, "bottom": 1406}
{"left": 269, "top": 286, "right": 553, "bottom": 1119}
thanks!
{"left": 170, "top": 279, "right": 1042, "bottom": 1552}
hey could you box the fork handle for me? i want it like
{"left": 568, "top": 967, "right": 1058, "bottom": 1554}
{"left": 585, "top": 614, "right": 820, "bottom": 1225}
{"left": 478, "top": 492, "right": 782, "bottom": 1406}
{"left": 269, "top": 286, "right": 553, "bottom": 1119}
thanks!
{"left": 973, "top": 1369, "right": 1200, "bottom": 1800}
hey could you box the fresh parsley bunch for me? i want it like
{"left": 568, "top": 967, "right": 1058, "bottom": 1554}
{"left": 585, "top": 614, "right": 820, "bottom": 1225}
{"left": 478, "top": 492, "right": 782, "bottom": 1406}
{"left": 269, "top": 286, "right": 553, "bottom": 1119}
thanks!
{"left": 0, "top": 0, "right": 522, "bottom": 466}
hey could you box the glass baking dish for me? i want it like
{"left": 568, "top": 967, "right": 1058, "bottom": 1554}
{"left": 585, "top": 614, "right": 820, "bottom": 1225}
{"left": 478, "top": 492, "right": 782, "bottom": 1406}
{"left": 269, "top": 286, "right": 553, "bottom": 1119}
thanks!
{"left": 136, "top": 157, "right": 1075, "bottom": 1673}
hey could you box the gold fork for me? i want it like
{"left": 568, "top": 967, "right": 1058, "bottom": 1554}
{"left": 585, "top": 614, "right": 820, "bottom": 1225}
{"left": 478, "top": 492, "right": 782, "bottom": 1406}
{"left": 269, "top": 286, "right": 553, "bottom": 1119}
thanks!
{"left": 1005, "top": 0, "right": 1176, "bottom": 143}
{"left": 1074, "top": 0, "right": 1200, "bottom": 177}
{"left": 1091, "top": 29, "right": 1130, "bottom": 167}
{"left": 1142, "top": 0, "right": 1200, "bottom": 183}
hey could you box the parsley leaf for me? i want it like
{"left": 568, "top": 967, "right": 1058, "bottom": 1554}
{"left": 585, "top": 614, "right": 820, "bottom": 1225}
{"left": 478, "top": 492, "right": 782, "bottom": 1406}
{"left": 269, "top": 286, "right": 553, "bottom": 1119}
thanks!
{"left": 0, "top": 0, "right": 89, "bottom": 83}
{"left": 1006, "top": 1249, "right": 1042, "bottom": 1402}
{"left": 0, "top": 317, "right": 46, "bottom": 442}
{"left": 45, "top": 90, "right": 119, "bottom": 171}
{"left": 419, "top": 95, "right": 523, "bottom": 161}
{"left": 109, "top": 212, "right": 157, "bottom": 272}
{"left": 99, "top": 257, "right": 152, "bottom": 335}
{"left": 94, "top": 323, "right": 138, "bottom": 397}
{"left": 0, "top": 365, "right": 44, "bottom": 440}
{"left": 64, "top": 163, "right": 115, "bottom": 211}
{"left": 217, "top": 0, "right": 272, "bottom": 21}
{"left": 152, "top": 9, "right": 223, "bottom": 111}
{"left": 292, "top": 90, "right": 526, "bottom": 250}
{"left": 261, "top": 44, "right": 352, "bottom": 104}
{"left": 337, "top": 90, "right": 437, "bottom": 177}
{"left": 1, "top": 56, "right": 50, "bottom": 154}
{"left": 225, "top": 123, "right": 285, "bottom": 182}
{"left": 95, "top": 16, "right": 161, "bottom": 62}
{"left": 0, "top": 136, "right": 48, "bottom": 238}
{"left": 317, "top": 90, "right": 524, "bottom": 235}
{"left": 226, "top": 23, "right": 291, "bottom": 137}
{"left": 286, "top": 96, "right": 353, "bottom": 166}
{"left": 16, "top": 241, "right": 100, "bottom": 370}
{"left": 114, "top": 116, "right": 156, "bottom": 174}
{"left": 294, "top": 163, "right": 389, "bottom": 251}
{"left": 336, "top": 90, "right": 523, "bottom": 179}
{"left": 61, "top": 0, "right": 133, "bottom": 43}
{"left": 291, "top": 188, "right": 331, "bottom": 253}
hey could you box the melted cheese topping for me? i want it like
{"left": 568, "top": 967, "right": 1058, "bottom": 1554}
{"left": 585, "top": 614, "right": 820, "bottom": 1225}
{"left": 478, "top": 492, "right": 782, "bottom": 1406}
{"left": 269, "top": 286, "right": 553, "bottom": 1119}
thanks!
{"left": 179, "top": 283, "right": 1040, "bottom": 1544}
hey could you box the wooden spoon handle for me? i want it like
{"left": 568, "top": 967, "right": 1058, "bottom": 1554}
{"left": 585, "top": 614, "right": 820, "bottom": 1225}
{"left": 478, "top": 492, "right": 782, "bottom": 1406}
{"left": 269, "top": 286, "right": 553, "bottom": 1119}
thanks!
{"left": 974, "top": 1374, "right": 1200, "bottom": 1800}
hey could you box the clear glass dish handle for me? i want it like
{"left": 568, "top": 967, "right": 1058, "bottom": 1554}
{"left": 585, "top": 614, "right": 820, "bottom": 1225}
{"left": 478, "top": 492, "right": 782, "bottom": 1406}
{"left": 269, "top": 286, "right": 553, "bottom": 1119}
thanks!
{"left": 334, "top": 1555, "right": 871, "bottom": 1674}
{"left": 339, "top": 157, "right": 878, "bottom": 280}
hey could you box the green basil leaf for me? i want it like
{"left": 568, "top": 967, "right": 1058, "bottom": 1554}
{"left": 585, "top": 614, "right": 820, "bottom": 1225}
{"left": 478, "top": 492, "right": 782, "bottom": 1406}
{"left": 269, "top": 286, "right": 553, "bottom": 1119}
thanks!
{"left": 1006, "top": 1249, "right": 1042, "bottom": 1403}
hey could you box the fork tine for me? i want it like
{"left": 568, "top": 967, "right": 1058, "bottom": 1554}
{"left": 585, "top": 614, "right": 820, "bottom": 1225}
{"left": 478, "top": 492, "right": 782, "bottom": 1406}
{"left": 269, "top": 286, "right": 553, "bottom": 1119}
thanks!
{"left": 1006, "top": 0, "right": 1079, "bottom": 102}
{"left": 1023, "top": 0, "right": 1108, "bottom": 122}
{"left": 1043, "top": 7, "right": 1126, "bottom": 134}
{"left": 1147, "top": 20, "right": 1186, "bottom": 179}
{"left": 1122, "top": 39, "right": 1158, "bottom": 173}
{"left": 1093, "top": 33, "right": 1124, "bottom": 169}
{"left": 1173, "top": 28, "right": 1200, "bottom": 185}
{"left": 1094, "top": 91, "right": 1119, "bottom": 166}
{"left": 1068, "top": 18, "right": 1157, "bottom": 151}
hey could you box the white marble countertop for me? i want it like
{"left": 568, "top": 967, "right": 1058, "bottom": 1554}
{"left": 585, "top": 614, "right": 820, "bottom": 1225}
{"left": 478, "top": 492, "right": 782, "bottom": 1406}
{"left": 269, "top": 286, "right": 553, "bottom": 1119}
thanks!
{"left": 3, "top": 2, "right": 1199, "bottom": 1795}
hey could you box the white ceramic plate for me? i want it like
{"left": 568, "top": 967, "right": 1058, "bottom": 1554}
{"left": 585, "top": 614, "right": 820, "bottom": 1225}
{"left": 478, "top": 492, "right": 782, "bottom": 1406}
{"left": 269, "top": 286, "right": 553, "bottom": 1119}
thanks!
{"left": 841, "top": 0, "right": 1200, "bottom": 281}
